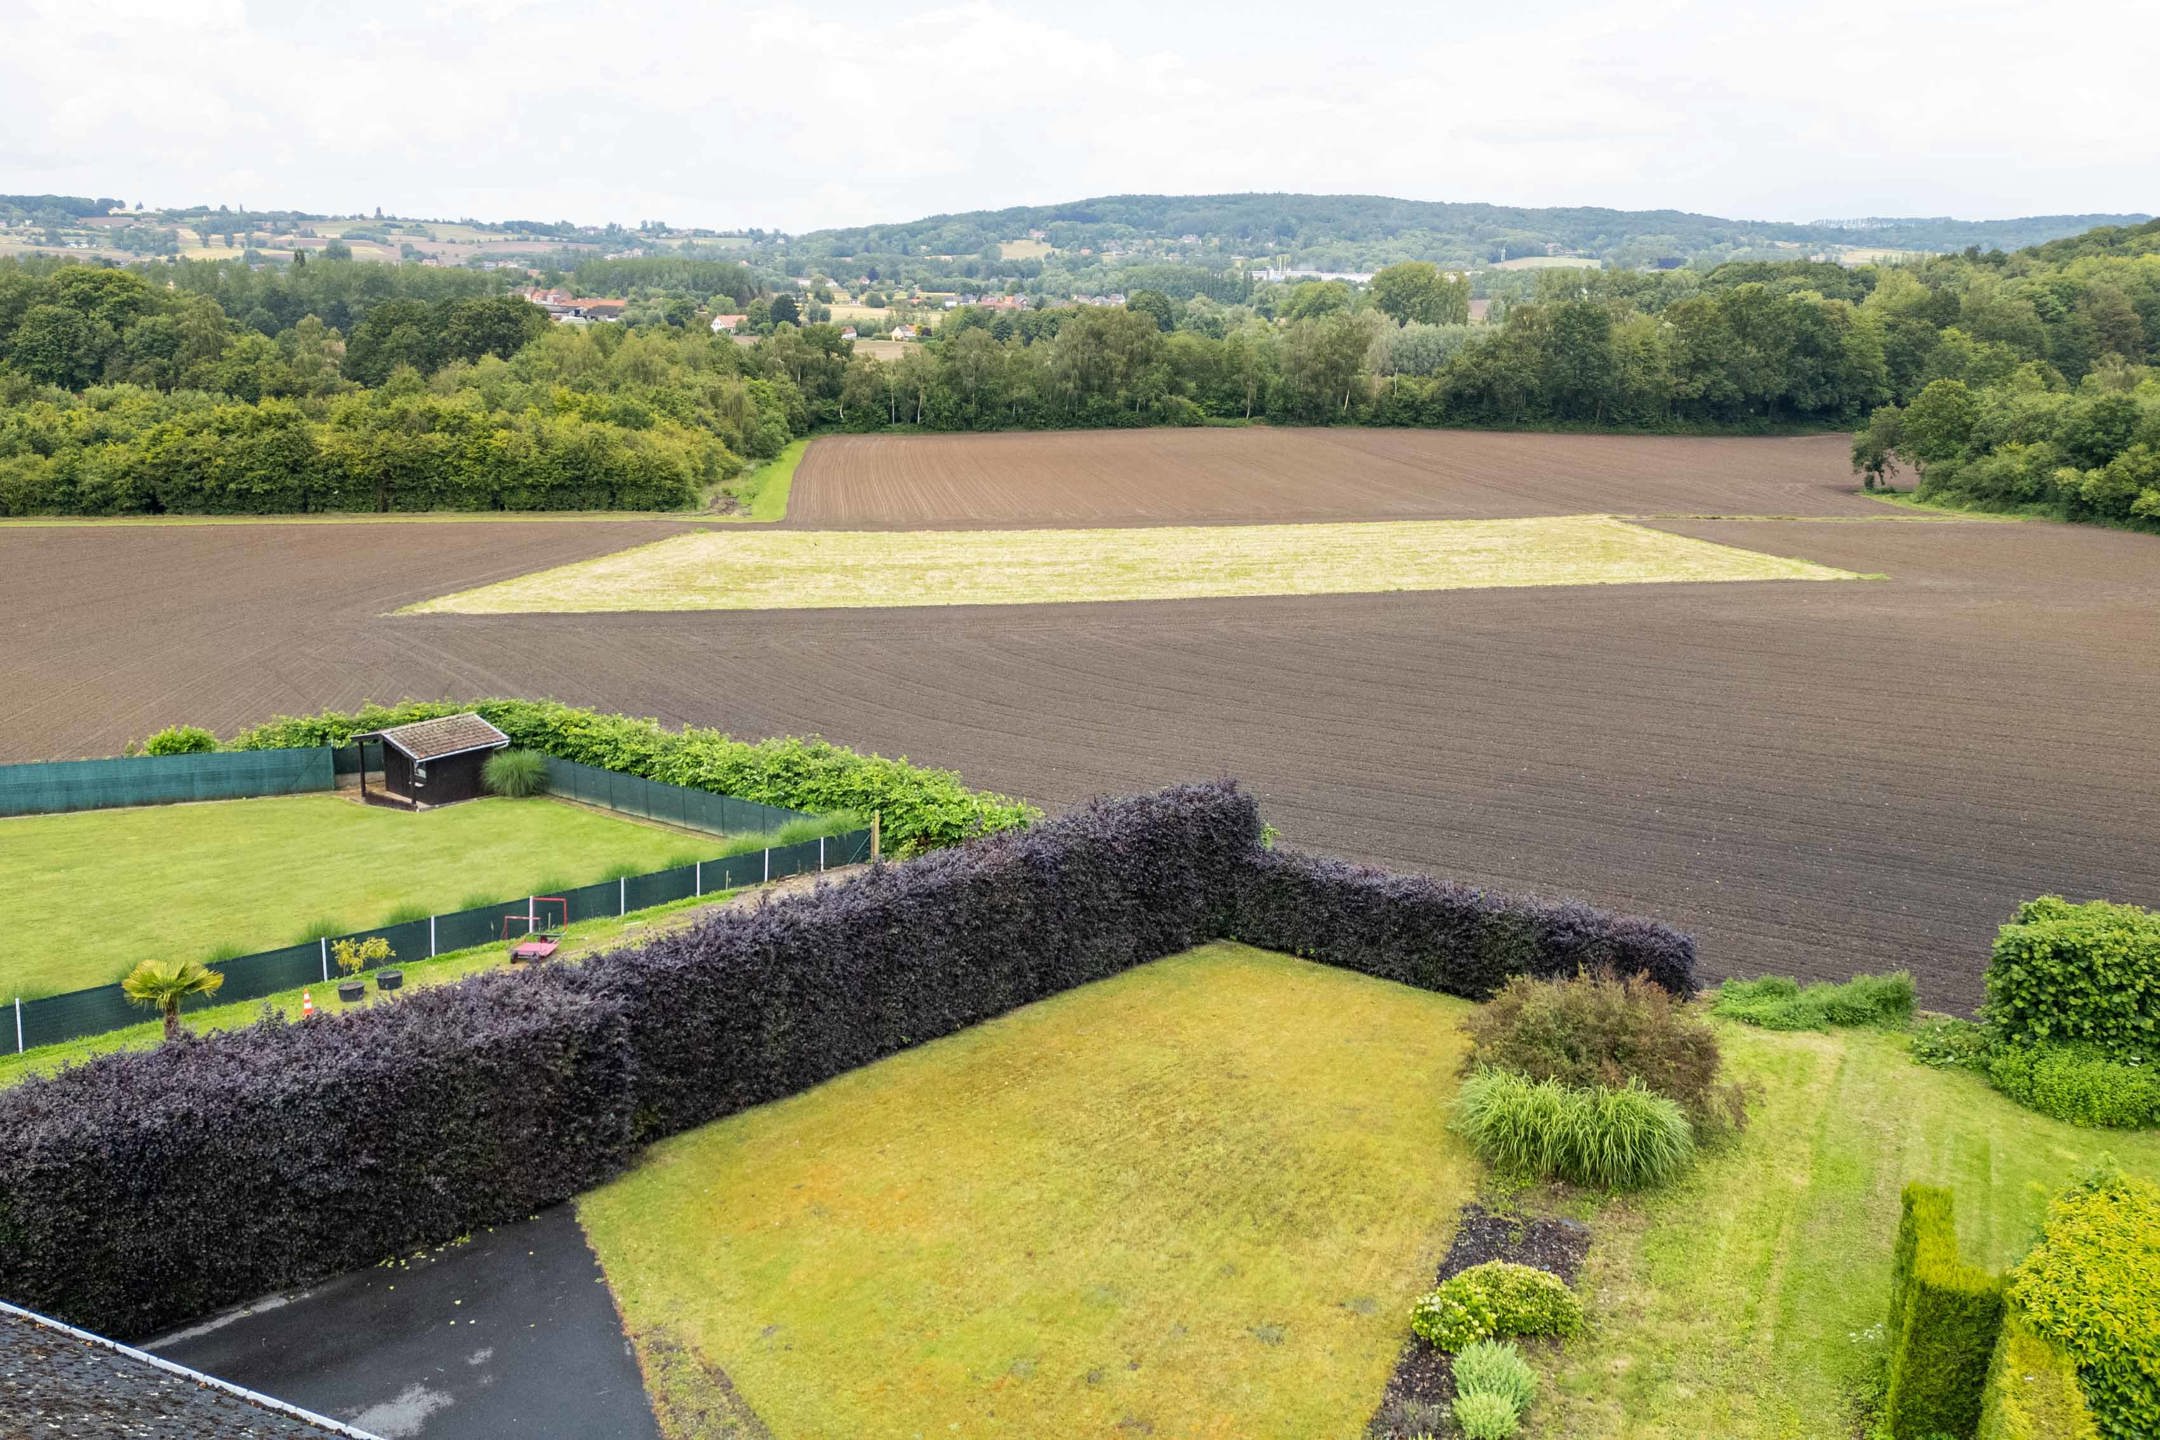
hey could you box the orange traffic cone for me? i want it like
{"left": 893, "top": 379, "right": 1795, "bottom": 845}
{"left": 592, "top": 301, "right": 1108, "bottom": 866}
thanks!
{"left": 301, "top": 990, "right": 316, "bottom": 1019}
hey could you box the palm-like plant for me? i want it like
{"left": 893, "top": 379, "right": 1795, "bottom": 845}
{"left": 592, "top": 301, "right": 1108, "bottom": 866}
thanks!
{"left": 121, "top": 957, "right": 227, "bottom": 1042}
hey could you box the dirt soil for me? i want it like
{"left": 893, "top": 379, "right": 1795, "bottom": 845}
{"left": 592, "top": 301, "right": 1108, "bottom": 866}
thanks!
{"left": 1366, "top": 1203, "right": 1594, "bottom": 1437}
{"left": 785, "top": 428, "right": 1883, "bottom": 529}
{"left": 5, "top": 437, "right": 2156, "bottom": 1012}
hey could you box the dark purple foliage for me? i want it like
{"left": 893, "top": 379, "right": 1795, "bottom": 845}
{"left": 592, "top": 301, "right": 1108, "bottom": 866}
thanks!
{"left": 0, "top": 968, "right": 634, "bottom": 1340}
{"left": 0, "top": 779, "right": 1693, "bottom": 1341}
{"left": 1232, "top": 848, "right": 1696, "bottom": 999}
{"left": 571, "top": 779, "right": 1262, "bottom": 1136}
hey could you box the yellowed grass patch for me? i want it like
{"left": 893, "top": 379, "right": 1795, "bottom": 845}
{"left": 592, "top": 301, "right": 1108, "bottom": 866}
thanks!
{"left": 409, "top": 514, "right": 1860, "bottom": 614}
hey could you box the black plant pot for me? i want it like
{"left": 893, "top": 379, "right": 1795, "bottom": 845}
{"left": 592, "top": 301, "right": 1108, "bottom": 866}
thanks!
{"left": 376, "top": 970, "right": 404, "bottom": 991}
{"left": 337, "top": 980, "right": 366, "bottom": 1003}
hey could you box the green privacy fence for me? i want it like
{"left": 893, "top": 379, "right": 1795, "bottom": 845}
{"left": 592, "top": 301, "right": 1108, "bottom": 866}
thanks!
{"left": 11, "top": 826, "right": 873, "bottom": 1053}
{"left": 542, "top": 758, "right": 805, "bottom": 836}
{"left": 0, "top": 748, "right": 334, "bottom": 817}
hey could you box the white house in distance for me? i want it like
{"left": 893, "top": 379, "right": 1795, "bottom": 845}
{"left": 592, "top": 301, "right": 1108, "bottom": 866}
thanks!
{"left": 709, "top": 313, "right": 748, "bottom": 334}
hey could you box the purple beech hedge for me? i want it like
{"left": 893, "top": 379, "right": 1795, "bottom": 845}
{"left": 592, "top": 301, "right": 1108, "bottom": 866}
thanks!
{"left": 0, "top": 968, "right": 632, "bottom": 1340}
{"left": 0, "top": 780, "right": 1694, "bottom": 1339}
{"left": 1234, "top": 848, "right": 1698, "bottom": 999}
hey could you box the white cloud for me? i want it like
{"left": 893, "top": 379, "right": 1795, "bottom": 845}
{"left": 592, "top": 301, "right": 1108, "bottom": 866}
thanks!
{"left": 0, "top": 0, "right": 2152, "bottom": 229}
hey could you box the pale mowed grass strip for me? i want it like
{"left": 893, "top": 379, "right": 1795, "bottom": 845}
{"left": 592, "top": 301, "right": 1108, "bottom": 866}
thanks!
{"left": 410, "top": 514, "right": 1860, "bottom": 614}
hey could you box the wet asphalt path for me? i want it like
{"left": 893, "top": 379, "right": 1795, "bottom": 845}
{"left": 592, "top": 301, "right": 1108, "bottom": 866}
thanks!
{"left": 147, "top": 1207, "right": 658, "bottom": 1440}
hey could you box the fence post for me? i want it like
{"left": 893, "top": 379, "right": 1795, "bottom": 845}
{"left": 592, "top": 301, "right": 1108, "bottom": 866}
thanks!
{"left": 820, "top": 834, "right": 826, "bottom": 871}
{"left": 871, "top": 810, "right": 881, "bottom": 861}
{"left": 619, "top": 876, "right": 626, "bottom": 917}
{"left": 528, "top": 895, "right": 535, "bottom": 930}
{"left": 319, "top": 937, "right": 329, "bottom": 982}
{"left": 14, "top": 997, "right": 21, "bottom": 1055}
{"left": 764, "top": 845, "right": 770, "bottom": 884}
{"left": 695, "top": 860, "right": 702, "bottom": 897}
{"left": 429, "top": 915, "right": 438, "bottom": 958}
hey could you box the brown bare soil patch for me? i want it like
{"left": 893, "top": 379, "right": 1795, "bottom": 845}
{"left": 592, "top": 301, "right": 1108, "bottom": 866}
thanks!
{"left": 3, "top": 494, "right": 2155, "bottom": 1012}
{"left": 786, "top": 428, "right": 1880, "bottom": 529}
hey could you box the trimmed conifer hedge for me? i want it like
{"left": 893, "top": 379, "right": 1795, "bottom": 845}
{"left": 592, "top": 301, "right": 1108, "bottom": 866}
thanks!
{"left": 1979, "top": 1310, "right": 2100, "bottom": 1440}
{"left": 0, "top": 779, "right": 1698, "bottom": 1340}
{"left": 0, "top": 968, "right": 634, "bottom": 1339}
{"left": 1887, "top": 1183, "right": 2008, "bottom": 1440}
{"left": 1232, "top": 847, "right": 1696, "bottom": 998}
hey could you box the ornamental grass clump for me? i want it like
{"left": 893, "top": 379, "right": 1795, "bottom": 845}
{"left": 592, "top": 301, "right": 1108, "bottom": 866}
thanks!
{"left": 1456, "top": 1069, "right": 1695, "bottom": 1190}
{"left": 1453, "top": 1338, "right": 1538, "bottom": 1414}
{"left": 1465, "top": 970, "right": 1749, "bottom": 1142}
{"left": 482, "top": 747, "right": 549, "bottom": 798}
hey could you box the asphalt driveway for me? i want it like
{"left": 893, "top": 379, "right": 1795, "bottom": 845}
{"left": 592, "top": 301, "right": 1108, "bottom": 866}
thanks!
{"left": 148, "top": 1206, "right": 658, "bottom": 1440}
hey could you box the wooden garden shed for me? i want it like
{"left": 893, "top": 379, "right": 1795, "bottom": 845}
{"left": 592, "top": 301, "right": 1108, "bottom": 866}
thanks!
{"left": 356, "top": 713, "right": 510, "bottom": 810}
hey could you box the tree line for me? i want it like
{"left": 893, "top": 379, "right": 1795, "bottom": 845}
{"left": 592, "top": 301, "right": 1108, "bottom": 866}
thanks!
{"left": 1, "top": 219, "right": 2154, "bottom": 521}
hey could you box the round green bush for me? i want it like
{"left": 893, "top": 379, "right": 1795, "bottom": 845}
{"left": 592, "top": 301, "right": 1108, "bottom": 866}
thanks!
{"left": 142, "top": 725, "right": 217, "bottom": 756}
{"left": 1453, "top": 1388, "right": 1523, "bottom": 1440}
{"left": 1457, "top": 1069, "right": 1696, "bottom": 1189}
{"left": 1453, "top": 1338, "right": 1538, "bottom": 1413}
{"left": 1409, "top": 1261, "right": 1582, "bottom": 1353}
{"left": 482, "top": 748, "right": 549, "bottom": 798}
{"left": 2008, "top": 1169, "right": 2160, "bottom": 1440}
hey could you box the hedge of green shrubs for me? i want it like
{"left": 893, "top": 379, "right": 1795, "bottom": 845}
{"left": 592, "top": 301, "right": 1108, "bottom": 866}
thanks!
{"left": 2005, "top": 1170, "right": 2160, "bottom": 1440}
{"left": 1979, "top": 1311, "right": 2100, "bottom": 1440}
{"left": 218, "top": 698, "right": 1041, "bottom": 857}
{"left": 1711, "top": 971, "right": 1916, "bottom": 1030}
{"left": 1986, "top": 897, "right": 2160, "bottom": 1057}
{"left": 1886, "top": 1184, "right": 2007, "bottom": 1440}
{"left": 1904, "top": 898, "right": 2160, "bottom": 1129}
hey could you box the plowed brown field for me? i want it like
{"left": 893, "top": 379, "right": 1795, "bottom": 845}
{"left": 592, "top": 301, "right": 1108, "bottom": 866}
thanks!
{"left": 4, "top": 433, "right": 2155, "bottom": 1010}
{"left": 786, "top": 428, "right": 1880, "bottom": 528}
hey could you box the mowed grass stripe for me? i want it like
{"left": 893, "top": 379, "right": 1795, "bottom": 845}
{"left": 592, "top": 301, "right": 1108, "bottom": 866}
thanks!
{"left": 410, "top": 514, "right": 1861, "bottom": 613}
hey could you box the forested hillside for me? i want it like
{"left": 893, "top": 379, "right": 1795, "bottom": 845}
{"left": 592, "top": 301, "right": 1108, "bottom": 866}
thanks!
{"left": 0, "top": 255, "right": 793, "bottom": 514}
{"left": 1, "top": 218, "right": 2154, "bottom": 523}
{"left": 771, "top": 193, "right": 2147, "bottom": 291}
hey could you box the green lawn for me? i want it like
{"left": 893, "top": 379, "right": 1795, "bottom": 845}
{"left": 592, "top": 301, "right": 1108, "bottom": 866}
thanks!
{"left": 411, "top": 515, "right": 1859, "bottom": 614}
{"left": 1536, "top": 1023, "right": 2160, "bottom": 1438}
{"left": 578, "top": 942, "right": 1481, "bottom": 1439}
{"left": 0, "top": 886, "right": 731, "bottom": 1089}
{"left": 0, "top": 792, "right": 711, "bottom": 999}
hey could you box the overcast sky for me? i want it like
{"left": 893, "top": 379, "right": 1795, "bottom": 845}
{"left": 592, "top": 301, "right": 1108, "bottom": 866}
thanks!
{"left": 6, "top": 0, "right": 2154, "bottom": 232}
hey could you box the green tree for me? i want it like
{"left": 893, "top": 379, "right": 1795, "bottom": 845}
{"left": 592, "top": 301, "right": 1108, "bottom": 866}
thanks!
{"left": 1370, "top": 261, "right": 1469, "bottom": 326}
{"left": 1902, "top": 379, "right": 1980, "bottom": 467}
{"left": 1125, "top": 289, "right": 1175, "bottom": 333}
{"left": 122, "top": 956, "right": 227, "bottom": 1042}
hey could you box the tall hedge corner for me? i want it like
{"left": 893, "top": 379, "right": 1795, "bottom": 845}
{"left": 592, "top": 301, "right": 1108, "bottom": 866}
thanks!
{"left": 1978, "top": 1310, "right": 2101, "bottom": 1440}
{"left": 1887, "top": 1183, "right": 2007, "bottom": 1440}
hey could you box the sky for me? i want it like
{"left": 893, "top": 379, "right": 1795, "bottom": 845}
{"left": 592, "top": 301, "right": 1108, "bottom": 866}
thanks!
{"left": 5, "top": 0, "right": 2155, "bottom": 233}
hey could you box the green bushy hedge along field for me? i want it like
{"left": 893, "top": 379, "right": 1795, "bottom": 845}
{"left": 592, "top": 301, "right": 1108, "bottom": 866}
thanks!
{"left": 217, "top": 698, "right": 1040, "bottom": 858}
{"left": 1987, "top": 897, "right": 2160, "bottom": 1057}
{"left": 1711, "top": 971, "right": 1916, "bottom": 1030}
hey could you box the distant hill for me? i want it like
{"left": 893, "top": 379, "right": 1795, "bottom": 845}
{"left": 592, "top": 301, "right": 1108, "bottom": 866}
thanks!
{"left": 780, "top": 193, "right": 2150, "bottom": 272}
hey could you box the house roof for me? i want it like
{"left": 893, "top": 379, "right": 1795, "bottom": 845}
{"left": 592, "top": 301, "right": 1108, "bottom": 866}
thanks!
{"left": 0, "top": 1301, "right": 380, "bottom": 1438}
{"left": 364, "top": 713, "right": 510, "bottom": 762}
